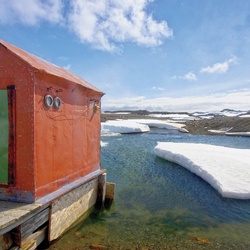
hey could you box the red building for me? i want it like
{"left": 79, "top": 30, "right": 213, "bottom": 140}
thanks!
{"left": 0, "top": 40, "right": 104, "bottom": 203}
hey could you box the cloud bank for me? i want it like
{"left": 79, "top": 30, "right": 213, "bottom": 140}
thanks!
{"left": 101, "top": 89, "right": 250, "bottom": 112}
{"left": 0, "top": 0, "right": 63, "bottom": 25}
{"left": 0, "top": 0, "right": 172, "bottom": 52}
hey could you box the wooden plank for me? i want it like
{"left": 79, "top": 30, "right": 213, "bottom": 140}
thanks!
{"left": 105, "top": 182, "right": 115, "bottom": 200}
{"left": 104, "top": 182, "right": 115, "bottom": 208}
{"left": 21, "top": 226, "right": 47, "bottom": 250}
{"left": 37, "top": 169, "right": 105, "bottom": 205}
{"left": 49, "top": 178, "right": 98, "bottom": 241}
{"left": 0, "top": 232, "right": 13, "bottom": 250}
{"left": 0, "top": 201, "right": 47, "bottom": 235}
{"left": 19, "top": 207, "right": 49, "bottom": 240}
{"left": 12, "top": 207, "right": 49, "bottom": 247}
{"left": 96, "top": 173, "right": 106, "bottom": 209}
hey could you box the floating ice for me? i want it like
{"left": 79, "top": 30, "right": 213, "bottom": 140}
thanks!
{"left": 101, "top": 120, "right": 150, "bottom": 134}
{"left": 154, "top": 142, "right": 250, "bottom": 199}
{"left": 125, "top": 119, "right": 186, "bottom": 131}
{"left": 100, "top": 141, "right": 108, "bottom": 147}
{"left": 226, "top": 132, "right": 250, "bottom": 137}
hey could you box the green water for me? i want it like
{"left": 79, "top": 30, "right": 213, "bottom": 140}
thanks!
{"left": 0, "top": 90, "right": 8, "bottom": 184}
{"left": 50, "top": 131, "right": 250, "bottom": 250}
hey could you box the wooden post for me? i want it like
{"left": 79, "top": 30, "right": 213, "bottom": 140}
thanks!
{"left": 105, "top": 182, "right": 115, "bottom": 208}
{"left": 96, "top": 173, "right": 106, "bottom": 209}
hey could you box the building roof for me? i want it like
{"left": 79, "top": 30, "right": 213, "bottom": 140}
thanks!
{"left": 0, "top": 40, "right": 104, "bottom": 95}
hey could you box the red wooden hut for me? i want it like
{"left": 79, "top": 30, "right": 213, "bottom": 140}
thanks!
{"left": 0, "top": 39, "right": 105, "bottom": 203}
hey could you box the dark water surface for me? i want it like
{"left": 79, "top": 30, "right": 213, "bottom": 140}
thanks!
{"left": 50, "top": 130, "right": 250, "bottom": 249}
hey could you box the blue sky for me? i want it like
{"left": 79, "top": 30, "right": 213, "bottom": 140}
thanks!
{"left": 1, "top": 0, "right": 250, "bottom": 112}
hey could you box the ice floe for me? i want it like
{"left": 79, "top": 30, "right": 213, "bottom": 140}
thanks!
{"left": 125, "top": 119, "right": 186, "bottom": 130}
{"left": 154, "top": 142, "right": 250, "bottom": 199}
{"left": 101, "top": 119, "right": 189, "bottom": 134}
{"left": 100, "top": 141, "right": 108, "bottom": 147}
{"left": 226, "top": 132, "right": 250, "bottom": 137}
{"left": 101, "top": 120, "right": 150, "bottom": 134}
{"left": 208, "top": 127, "right": 233, "bottom": 134}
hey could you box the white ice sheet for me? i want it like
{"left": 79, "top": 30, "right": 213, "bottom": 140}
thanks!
{"left": 154, "top": 142, "right": 250, "bottom": 199}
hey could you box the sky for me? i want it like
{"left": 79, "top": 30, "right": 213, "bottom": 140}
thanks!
{"left": 0, "top": 0, "right": 250, "bottom": 112}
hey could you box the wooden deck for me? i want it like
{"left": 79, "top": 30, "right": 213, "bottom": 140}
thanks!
{"left": 0, "top": 201, "right": 47, "bottom": 235}
{"left": 0, "top": 170, "right": 109, "bottom": 249}
{"left": 0, "top": 201, "right": 49, "bottom": 249}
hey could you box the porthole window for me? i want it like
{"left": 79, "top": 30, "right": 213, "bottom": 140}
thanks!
{"left": 44, "top": 94, "right": 53, "bottom": 108}
{"left": 53, "top": 96, "right": 61, "bottom": 110}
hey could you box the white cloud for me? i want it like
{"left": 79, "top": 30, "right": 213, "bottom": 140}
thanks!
{"left": 200, "top": 56, "right": 237, "bottom": 74}
{"left": 0, "top": 0, "right": 172, "bottom": 52}
{"left": 101, "top": 89, "right": 250, "bottom": 112}
{"left": 0, "top": 0, "right": 63, "bottom": 25}
{"left": 67, "top": 0, "right": 173, "bottom": 52}
{"left": 183, "top": 71, "right": 197, "bottom": 81}
{"left": 171, "top": 71, "right": 197, "bottom": 81}
{"left": 149, "top": 86, "right": 165, "bottom": 91}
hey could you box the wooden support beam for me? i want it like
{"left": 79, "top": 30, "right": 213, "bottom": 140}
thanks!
{"left": 96, "top": 173, "right": 106, "bottom": 209}
{"left": 12, "top": 207, "right": 49, "bottom": 247}
{"left": 21, "top": 226, "right": 47, "bottom": 250}
{"left": 0, "top": 232, "right": 13, "bottom": 250}
{"left": 0, "top": 201, "right": 47, "bottom": 235}
{"left": 105, "top": 182, "right": 115, "bottom": 201}
{"left": 105, "top": 182, "right": 116, "bottom": 208}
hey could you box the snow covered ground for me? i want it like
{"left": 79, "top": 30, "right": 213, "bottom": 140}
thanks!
{"left": 148, "top": 113, "right": 197, "bottom": 121}
{"left": 154, "top": 142, "right": 250, "bottom": 200}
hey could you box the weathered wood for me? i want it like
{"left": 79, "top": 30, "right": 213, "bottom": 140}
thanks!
{"left": 12, "top": 207, "right": 49, "bottom": 247}
{"left": 37, "top": 169, "right": 105, "bottom": 205}
{"left": 21, "top": 226, "right": 47, "bottom": 250}
{"left": 49, "top": 178, "right": 98, "bottom": 241}
{"left": 0, "top": 201, "right": 48, "bottom": 235}
{"left": 105, "top": 182, "right": 115, "bottom": 200}
{"left": 0, "top": 232, "right": 13, "bottom": 250}
{"left": 104, "top": 182, "right": 115, "bottom": 208}
{"left": 96, "top": 173, "right": 106, "bottom": 209}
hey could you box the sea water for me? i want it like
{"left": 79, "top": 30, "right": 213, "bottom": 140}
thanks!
{"left": 50, "top": 129, "right": 250, "bottom": 250}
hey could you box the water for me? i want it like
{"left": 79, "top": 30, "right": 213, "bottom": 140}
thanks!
{"left": 50, "top": 129, "right": 250, "bottom": 249}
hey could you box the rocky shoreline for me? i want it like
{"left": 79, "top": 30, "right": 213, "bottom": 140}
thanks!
{"left": 185, "top": 116, "right": 250, "bottom": 135}
{"left": 101, "top": 113, "right": 250, "bottom": 135}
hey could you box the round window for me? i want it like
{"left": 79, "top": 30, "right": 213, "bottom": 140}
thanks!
{"left": 53, "top": 97, "right": 61, "bottom": 110}
{"left": 44, "top": 94, "right": 53, "bottom": 108}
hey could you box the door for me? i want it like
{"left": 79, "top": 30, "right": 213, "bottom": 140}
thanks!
{"left": 0, "top": 89, "right": 8, "bottom": 184}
